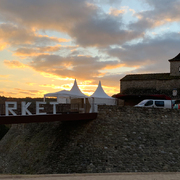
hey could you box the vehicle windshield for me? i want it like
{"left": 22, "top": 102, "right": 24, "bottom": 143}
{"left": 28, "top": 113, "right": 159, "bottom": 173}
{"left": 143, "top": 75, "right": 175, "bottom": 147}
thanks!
{"left": 137, "top": 100, "right": 147, "bottom": 106}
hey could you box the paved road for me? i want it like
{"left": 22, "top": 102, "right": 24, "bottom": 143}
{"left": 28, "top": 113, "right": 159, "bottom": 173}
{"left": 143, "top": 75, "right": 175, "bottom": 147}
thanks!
{"left": 0, "top": 173, "right": 180, "bottom": 180}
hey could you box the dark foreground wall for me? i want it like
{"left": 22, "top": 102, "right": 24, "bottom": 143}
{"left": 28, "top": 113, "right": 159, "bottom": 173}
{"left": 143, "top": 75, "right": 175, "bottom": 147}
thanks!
{"left": 0, "top": 106, "right": 180, "bottom": 174}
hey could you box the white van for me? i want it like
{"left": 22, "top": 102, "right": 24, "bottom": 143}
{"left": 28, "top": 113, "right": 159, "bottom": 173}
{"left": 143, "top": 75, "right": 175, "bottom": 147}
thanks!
{"left": 135, "top": 99, "right": 173, "bottom": 109}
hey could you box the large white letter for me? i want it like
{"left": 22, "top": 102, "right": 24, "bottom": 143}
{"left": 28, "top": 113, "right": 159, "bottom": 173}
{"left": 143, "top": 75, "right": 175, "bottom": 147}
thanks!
{"left": 50, "top": 102, "right": 58, "bottom": 114}
{"left": 36, "top": 102, "right": 46, "bottom": 115}
{"left": 21, "top": 101, "right": 32, "bottom": 115}
{"left": 5, "top": 102, "right": 17, "bottom": 116}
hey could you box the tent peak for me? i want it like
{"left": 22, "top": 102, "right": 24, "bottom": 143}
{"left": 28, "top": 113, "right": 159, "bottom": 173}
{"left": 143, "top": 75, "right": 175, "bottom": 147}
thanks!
{"left": 71, "top": 79, "right": 79, "bottom": 91}
{"left": 70, "top": 79, "right": 88, "bottom": 97}
{"left": 90, "top": 81, "right": 112, "bottom": 99}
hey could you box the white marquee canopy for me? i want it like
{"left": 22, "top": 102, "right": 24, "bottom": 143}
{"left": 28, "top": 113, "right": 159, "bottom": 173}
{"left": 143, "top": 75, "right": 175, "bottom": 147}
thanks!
{"left": 44, "top": 80, "right": 116, "bottom": 111}
{"left": 44, "top": 79, "right": 88, "bottom": 103}
{"left": 89, "top": 81, "right": 116, "bottom": 112}
{"left": 90, "top": 81, "right": 113, "bottom": 99}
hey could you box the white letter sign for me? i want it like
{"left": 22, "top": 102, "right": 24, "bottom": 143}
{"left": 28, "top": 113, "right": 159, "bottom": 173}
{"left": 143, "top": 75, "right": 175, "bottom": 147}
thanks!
{"left": 5, "top": 102, "right": 17, "bottom": 116}
{"left": 50, "top": 102, "right": 58, "bottom": 114}
{"left": 21, "top": 101, "right": 32, "bottom": 115}
{"left": 36, "top": 102, "right": 46, "bottom": 115}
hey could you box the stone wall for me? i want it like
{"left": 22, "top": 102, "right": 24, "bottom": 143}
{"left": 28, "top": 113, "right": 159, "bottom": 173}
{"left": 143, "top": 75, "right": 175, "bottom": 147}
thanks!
{"left": 170, "top": 61, "right": 180, "bottom": 76}
{"left": 120, "top": 79, "right": 180, "bottom": 99}
{"left": 1, "top": 105, "right": 180, "bottom": 173}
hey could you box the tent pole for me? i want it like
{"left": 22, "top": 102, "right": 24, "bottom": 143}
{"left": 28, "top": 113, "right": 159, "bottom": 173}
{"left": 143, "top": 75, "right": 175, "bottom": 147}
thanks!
{"left": 84, "top": 98, "right": 86, "bottom": 113}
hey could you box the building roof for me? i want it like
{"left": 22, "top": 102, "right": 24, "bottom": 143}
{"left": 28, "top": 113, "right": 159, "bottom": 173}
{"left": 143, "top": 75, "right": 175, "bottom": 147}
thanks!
{"left": 121, "top": 73, "right": 180, "bottom": 81}
{"left": 168, "top": 53, "right": 180, "bottom": 62}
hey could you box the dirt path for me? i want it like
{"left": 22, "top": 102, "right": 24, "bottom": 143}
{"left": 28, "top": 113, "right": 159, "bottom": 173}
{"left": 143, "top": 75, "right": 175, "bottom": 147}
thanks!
{"left": 0, "top": 173, "right": 180, "bottom": 180}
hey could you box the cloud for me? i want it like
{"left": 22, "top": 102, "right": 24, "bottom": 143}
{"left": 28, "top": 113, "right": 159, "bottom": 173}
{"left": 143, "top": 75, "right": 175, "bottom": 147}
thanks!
{"left": 0, "top": 24, "right": 34, "bottom": 46}
{"left": 92, "top": 73, "right": 124, "bottom": 87}
{"left": 0, "top": 79, "right": 12, "bottom": 83}
{"left": 129, "top": 0, "right": 180, "bottom": 32}
{"left": 109, "top": 8, "right": 126, "bottom": 16}
{"left": 72, "top": 14, "right": 143, "bottom": 47}
{"left": 14, "top": 45, "right": 61, "bottom": 58}
{"left": 3, "top": 53, "right": 122, "bottom": 83}
{"left": 0, "top": 0, "right": 96, "bottom": 32}
{"left": 12, "top": 88, "right": 45, "bottom": 97}
{"left": 2, "top": 53, "right": 121, "bottom": 88}
{"left": 0, "top": 0, "right": 180, "bottom": 49}
{"left": 0, "top": 23, "right": 67, "bottom": 50}
{"left": 0, "top": 90, "right": 17, "bottom": 96}
{"left": 0, "top": 0, "right": 142, "bottom": 47}
{"left": 4, "top": 60, "right": 27, "bottom": 68}
{"left": 26, "top": 82, "right": 36, "bottom": 86}
{"left": 0, "top": 40, "right": 8, "bottom": 50}
{"left": 0, "top": 75, "right": 9, "bottom": 78}
{"left": 39, "top": 84, "right": 62, "bottom": 89}
{"left": 0, "top": 0, "right": 180, "bottom": 97}
{"left": 107, "top": 32, "right": 180, "bottom": 73}
{"left": 90, "top": 0, "right": 122, "bottom": 6}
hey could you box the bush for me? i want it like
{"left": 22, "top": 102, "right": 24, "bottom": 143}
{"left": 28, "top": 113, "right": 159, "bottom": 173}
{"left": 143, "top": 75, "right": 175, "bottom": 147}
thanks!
{"left": 0, "top": 125, "right": 9, "bottom": 140}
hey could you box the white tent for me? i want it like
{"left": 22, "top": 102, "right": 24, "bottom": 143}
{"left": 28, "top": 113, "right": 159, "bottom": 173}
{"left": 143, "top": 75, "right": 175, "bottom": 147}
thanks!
{"left": 89, "top": 81, "right": 116, "bottom": 112}
{"left": 69, "top": 79, "right": 88, "bottom": 98}
{"left": 44, "top": 79, "right": 87, "bottom": 103}
{"left": 44, "top": 90, "right": 70, "bottom": 103}
{"left": 43, "top": 80, "right": 116, "bottom": 112}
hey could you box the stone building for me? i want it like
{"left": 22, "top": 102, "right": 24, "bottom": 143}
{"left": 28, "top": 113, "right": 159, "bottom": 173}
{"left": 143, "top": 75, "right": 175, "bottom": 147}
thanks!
{"left": 120, "top": 53, "right": 180, "bottom": 99}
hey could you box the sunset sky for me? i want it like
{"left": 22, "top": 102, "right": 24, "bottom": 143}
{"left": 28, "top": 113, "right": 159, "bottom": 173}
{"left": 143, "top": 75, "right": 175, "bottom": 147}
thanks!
{"left": 0, "top": 0, "right": 180, "bottom": 98}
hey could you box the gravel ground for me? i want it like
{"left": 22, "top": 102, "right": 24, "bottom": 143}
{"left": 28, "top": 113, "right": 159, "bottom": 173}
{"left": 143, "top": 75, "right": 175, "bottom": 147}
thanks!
{"left": 0, "top": 173, "right": 180, "bottom": 180}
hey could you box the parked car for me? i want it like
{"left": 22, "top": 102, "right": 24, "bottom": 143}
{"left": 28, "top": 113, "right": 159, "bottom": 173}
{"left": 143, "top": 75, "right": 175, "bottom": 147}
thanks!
{"left": 134, "top": 99, "right": 173, "bottom": 109}
{"left": 173, "top": 100, "right": 180, "bottom": 109}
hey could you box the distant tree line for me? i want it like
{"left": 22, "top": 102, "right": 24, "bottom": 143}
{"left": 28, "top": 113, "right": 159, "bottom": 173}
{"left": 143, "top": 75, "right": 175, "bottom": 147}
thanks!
{"left": 0, "top": 96, "right": 56, "bottom": 104}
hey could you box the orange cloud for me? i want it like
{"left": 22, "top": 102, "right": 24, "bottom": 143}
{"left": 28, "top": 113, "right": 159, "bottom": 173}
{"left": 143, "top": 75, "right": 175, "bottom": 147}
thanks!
{"left": 40, "top": 72, "right": 75, "bottom": 81}
{"left": 0, "top": 88, "right": 48, "bottom": 98}
{"left": 39, "top": 84, "right": 62, "bottom": 89}
{"left": 0, "top": 24, "right": 69, "bottom": 54}
{"left": 0, "top": 79, "right": 12, "bottom": 82}
{"left": 36, "top": 34, "right": 70, "bottom": 43}
{"left": 0, "top": 74, "right": 9, "bottom": 78}
{"left": 39, "top": 45, "right": 61, "bottom": 52}
{"left": 154, "top": 18, "right": 174, "bottom": 27}
{"left": 0, "top": 90, "right": 17, "bottom": 96}
{"left": 109, "top": 8, "right": 126, "bottom": 16}
{"left": 102, "top": 63, "right": 125, "bottom": 70}
{"left": 14, "top": 45, "right": 63, "bottom": 58}
{"left": 14, "top": 52, "right": 49, "bottom": 58}
{"left": 4, "top": 60, "right": 26, "bottom": 68}
{"left": 14, "top": 49, "right": 48, "bottom": 58}
{"left": 0, "top": 40, "right": 8, "bottom": 50}
{"left": 26, "top": 82, "right": 36, "bottom": 86}
{"left": 13, "top": 88, "right": 47, "bottom": 97}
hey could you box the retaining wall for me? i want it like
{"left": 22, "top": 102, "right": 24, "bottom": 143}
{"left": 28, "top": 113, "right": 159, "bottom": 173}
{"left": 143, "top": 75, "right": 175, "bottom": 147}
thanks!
{"left": 0, "top": 106, "right": 180, "bottom": 173}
